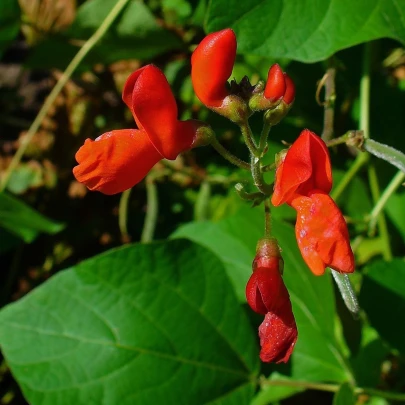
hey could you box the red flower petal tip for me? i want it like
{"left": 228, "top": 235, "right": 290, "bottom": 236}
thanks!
{"left": 259, "top": 310, "right": 298, "bottom": 363}
{"left": 291, "top": 192, "right": 355, "bottom": 275}
{"left": 191, "top": 28, "right": 237, "bottom": 108}
{"left": 264, "top": 64, "right": 286, "bottom": 102}
{"left": 271, "top": 129, "right": 332, "bottom": 206}
{"left": 283, "top": 73, "right": 295, "bottom": 105}
{"left": 73, "top": 129, "right": 161, "bottom": 195}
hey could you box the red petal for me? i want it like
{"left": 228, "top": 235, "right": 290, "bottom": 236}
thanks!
{"left": 283, "top": 73, "right": 295, "bottom": 105}
{"left": 264, "top": 64, "right": 286, "bottom": 101}
{"left": 127, "top": 64, "right": 195, "bottom": 160}
{"left": 271, "top": 129, "right": 332, "bottom": 206}
{"left": 73, "top": 129, "right": 162, "bottom": 195}
{"left": 291, "top": 192, "right": 355, "bottom": 275}
{"left": 246, "top": 266, "right": 291, "bottom": 315}
{"left": 191, "top": 28, "right": 236, "bottom": 107}
{"left": 259, "top": 306, "right": 298, "bottom": 363}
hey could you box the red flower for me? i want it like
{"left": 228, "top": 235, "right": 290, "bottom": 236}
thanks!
{"left": 272, "top": 129, "right": 332, "bottom": 206}
{"left": 271, "top": 129, "right": 355, "bottom": 275}
{"left": 246, "top": 238, "right": 298, "bottom": 363}
{"left": 73, "top": 65, "right": 204, "bottom": 195}
{"left": 259, "top": 310, "right": 298, "bottom": 363}
{"left": 291, "top": 192, "right": 355, "bottom": 275}
{"left": 191, "top": 28, "right": 237, "bottom": 108}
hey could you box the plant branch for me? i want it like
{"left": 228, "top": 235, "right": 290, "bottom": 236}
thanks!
{"left": 320, "top": 67, "right": 336, "bottom": 141}
{"left": 0, "top": 0, "right": 131, "bottom": 192}
{"left": 368, "top": 170, "right": 405, "bottom": 234}
{"left": 240, "top": 122, "right": 260, "bottom": 157}
{"left": 141, "top": 177, "right": 158, "bottom": 243}
{"left": 210, "top": 137, "right": 250, "bottom": 170}
{"left": 118, "top": 188, "right": 132, "bottom": 243}
{"left": 261, "top": 379, "right": 405, "bottom": 402}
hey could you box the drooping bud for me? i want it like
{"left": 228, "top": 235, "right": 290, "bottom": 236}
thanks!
{"left": 245, "top": 237, "right": 298, "bottom": 363}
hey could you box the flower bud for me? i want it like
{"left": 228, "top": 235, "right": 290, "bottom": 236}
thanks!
{"left": 264, "top": 64, "right": 286, "bottom": 101}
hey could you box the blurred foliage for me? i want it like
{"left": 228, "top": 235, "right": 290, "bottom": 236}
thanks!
{"left": 1, "top": 0, "right": 405, "bottom": 404}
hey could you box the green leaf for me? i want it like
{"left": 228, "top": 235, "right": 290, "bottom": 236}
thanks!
{"left": 0, "top": 240, "right": 259, "bottom": 405}
{"left": 173, "top": 208, "right": 353, "bottom": 382}
{"left": 206, "top": 0, "right": 405, "bottom": 63}
{"left": 0, "top": 192, "right": 64, "bottom": 243}
{"left": 360, "top": 259, "right": 405, "bottom": 354}
{"left": 250, "top": 373, "right": 304, "bottom": 405}
{"left": 26, "top": 0, "right": 183, "bottom": 70}
{"left": 0, "top": 0, "right": 20, "bottom": 58}
{"left": 333, "top": 382, "right": 356, "bottom": 405}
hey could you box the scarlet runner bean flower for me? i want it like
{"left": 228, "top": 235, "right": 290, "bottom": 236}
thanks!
{"left": 271, "top": 129, "right": 355, "bottom": 275}
{"left": 246, "top": 238, "right": 298, "bottom": 363}
{"left": 73, "top": 64, "right": 211, "bottom": 195}
{"left": 191, "top": 29, "right": 294, "bottom": 123}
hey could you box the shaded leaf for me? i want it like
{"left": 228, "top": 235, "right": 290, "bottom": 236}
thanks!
{"left": 206, "top": 0, "right": 405, "bottom": 63}
{"left": 0, "top": 240, "right": 259, "bottom": 405}
{"left": 0, "top": 192, "right": 64, "bottom": 243}
{"left": 360, "top": 259, "right": 405, "bottom": 353}
{"left": 0, "top": 0, "right": 20, "bottom": 57}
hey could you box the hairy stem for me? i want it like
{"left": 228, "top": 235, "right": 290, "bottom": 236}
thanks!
{"left": 210, "top": 138, "right": 250, "bottom": 170}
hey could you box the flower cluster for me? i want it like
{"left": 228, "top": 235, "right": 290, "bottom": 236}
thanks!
{"left": 191, "top": 28, "right": 295, "bottom": 124}
{"left": 246, "top": 238, "right": 297, "bottom": 363}
{"left": 72, "top": 27, "right": 355, "bottom": 366}
{"left": 272, "top": 129, "right": 355, "bottom": 275}
{"left": 73, "top": 65, "right": 211, "bottom": 194}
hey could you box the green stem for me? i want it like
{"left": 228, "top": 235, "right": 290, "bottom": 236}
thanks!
{"left": 331, "top": 153, "right": 368, "bottom": 202}
{"left": 331, "top": 43, "right": 373, "bottom": 202}
{"left": 359, "top": 42, "right": 392, "bottom": 259}
{"left": 261, "top": 379, "right": 405, "bottom": 402}
{"left": 264, "top": 199, "right": 271, "bottom": 237}
{"left": 240, "top": 122, "right": 260, "bottom": 157}
{"left": 368, "top": 170, "right": 405, "bottom": 234}
{"left": 210, "top": 138, "right": 250, "bottom": 170}
{"left": 360, "top": 43, "right": 371, "bottom": 140}
{"left": 258, "top": 121, "right": 272, "bottom": 155}
{"left": 118, "top": 188, "right": 132, "bottom": 243}
{"left": 368, "top": 165, "right": 392, "bottom": 259}
{"left": 141, "top": 177, "right": 158, "bottom": 243}
{"left": 234, "top": 183, "right": 266, "bottom": 202}
{"left": 261, "top": 162, "right": 276, "bottom": 172}
{"left": 194, "top": 181, "right": 211, "bottom": 221}
{"left": 251, "top": 155, "right": 273, "bottom": 195}
{"left": 0, "top": 0, "right": 131, "bottom": 192}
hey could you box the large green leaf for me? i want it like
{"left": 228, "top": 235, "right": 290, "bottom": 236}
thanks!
{"left": 0, "top": 192, "right": 64, "bottom": 243}
{"left": 0, "top": 0, "right": 20, "bottom": 58}
{"left": 360, "top": 259, "right": 405, "bottom": 354}
{"left": 26, "top": 0, "right": 183, "bottom": 70}
{"left": 172, "top": 208, "right": 353, "bottom": 382}
{"left": 0, "top": 240, "right": 259, "bottom": 405}
{"left": 206, "top": 0, "right": 405, "bottom": 63}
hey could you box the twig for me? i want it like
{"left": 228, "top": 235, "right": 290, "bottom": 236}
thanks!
{"left": 141, "top": 176, "right": 158, "bottom": 243}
